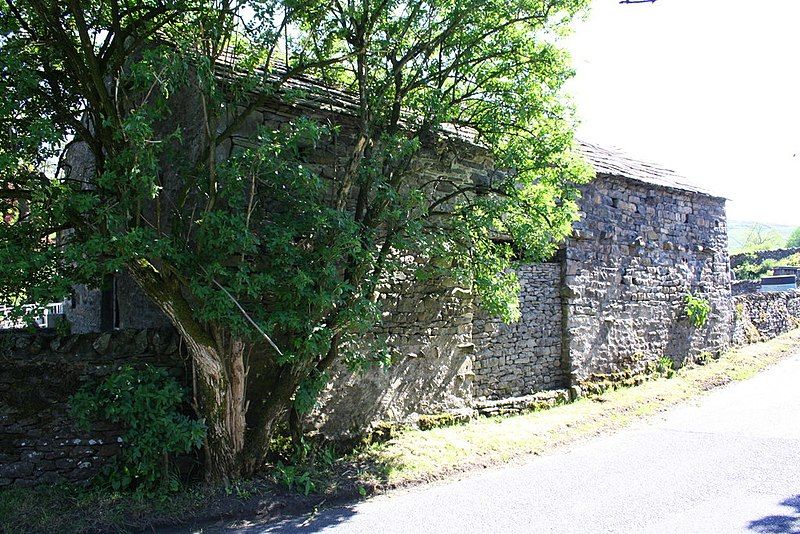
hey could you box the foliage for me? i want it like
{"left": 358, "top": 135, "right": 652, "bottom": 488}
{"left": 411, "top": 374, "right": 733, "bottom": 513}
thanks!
{"left": 1, "top": 0, "right": 590, "bottom": 479}
{"left": 775, "top": 252, "right": 800, "bottom": 267}
{"left": 735, "top": 251, "right": 800, "bottom": 281}
{"left": 733, "top": 259, "right": 776, "bottom": 281}
{"left": 270, "top": 435, "right": 338, "bottom": 495}
{"left": 786, "top": 227, "right": 800, "bottom": 249}
{"left": 734, "top": 223, "right": 786, "bottom": 253}
{"left": 728, "top": 221, "right": 798, "bottom": 254}
{"left": 683, "top": 293, "right": 711, "bottom": 328}
{"left": 273, "top": 461, "right": 317, "bottom": 495}
{"left": 655, "top": 355, "right": 675, "bottom": 378}
{"left": 70, "top": 365, "right": 206, "bottom": 495}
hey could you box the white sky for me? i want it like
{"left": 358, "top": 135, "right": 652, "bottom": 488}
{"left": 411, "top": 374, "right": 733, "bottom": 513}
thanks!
{"left": 565, "top": 0, "right": 800, "bottom": 225}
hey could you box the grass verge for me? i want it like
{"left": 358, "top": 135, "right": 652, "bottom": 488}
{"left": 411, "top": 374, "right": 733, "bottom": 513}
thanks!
{"left": 3, "top": 329, "right": 800, "bottom": 532}
{"left": 350, "top": 329, "right": 800, "bottom": 488}
{"left": 0, "top": 482, "right": 215, "bottom": 533}
{"left": 0, "top": 476, "right": 315, "bottom": 533}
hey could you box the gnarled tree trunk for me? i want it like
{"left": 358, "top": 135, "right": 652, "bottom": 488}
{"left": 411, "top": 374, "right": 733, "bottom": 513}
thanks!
{"left": 129, "top": 264, "right": 298, "bottom": 484}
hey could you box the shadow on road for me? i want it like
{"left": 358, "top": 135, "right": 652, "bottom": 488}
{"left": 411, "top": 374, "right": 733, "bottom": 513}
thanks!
{"left": 234, "top": 504, "right": 358, "bottom": 533}
{"left": 749, "top": 495, "right": 800, "bottom": 533}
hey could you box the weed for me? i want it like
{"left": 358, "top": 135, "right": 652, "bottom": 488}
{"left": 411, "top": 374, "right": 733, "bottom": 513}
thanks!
{"left": 655, "top": 355, "right": 675, "bottom": 377}
{"left": 695, "top": 351, "right": 712, "bottom": 365}
{"left": 274, "top": 461, "right": 316, "bottom": 495}
{"left": 684, "top": 293, "right": 711, "bottom": 328}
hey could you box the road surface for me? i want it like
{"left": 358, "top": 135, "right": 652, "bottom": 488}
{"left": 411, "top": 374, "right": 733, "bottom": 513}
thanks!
{"left": 235, "top": 350, "right": 800, "bottom": 533}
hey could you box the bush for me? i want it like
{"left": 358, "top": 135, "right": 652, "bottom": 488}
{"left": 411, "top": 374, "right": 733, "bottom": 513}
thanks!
{"left": 656, "top": 356, "right": 675, "bottom": 378}
{"left": 776, "top": 252, "right": 800, "bottom": 267}
{"left": 70, "top": 365, "right": 206, "bottom": 496}
{"left": 684, "top": 293, "right": 711, "bottom": 328}
{"left": 733, "top": 259, "right": 775, "bottom": 280}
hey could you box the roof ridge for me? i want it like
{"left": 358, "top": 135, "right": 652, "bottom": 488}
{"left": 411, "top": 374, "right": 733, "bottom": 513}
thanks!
{"left": 215, "top": 51, "right": 722, "bottom": 199}
{"left": 577, "top": 140, "right": 724, "bottom": 199}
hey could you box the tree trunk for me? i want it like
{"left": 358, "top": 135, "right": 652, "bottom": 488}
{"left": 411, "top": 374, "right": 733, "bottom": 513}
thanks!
{"left": 129, "top": 265, "right": 297, "bottom": 484}
{"left": 184, "top": 334, "right": 247, "bottom": 484}
{"left": 184, "top": 331, "right": 298, "bottom": 483}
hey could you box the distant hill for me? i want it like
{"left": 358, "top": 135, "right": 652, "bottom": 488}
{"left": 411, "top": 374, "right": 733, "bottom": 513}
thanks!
{"left": 728, "top": 220, "right": 798, "bottom": 253}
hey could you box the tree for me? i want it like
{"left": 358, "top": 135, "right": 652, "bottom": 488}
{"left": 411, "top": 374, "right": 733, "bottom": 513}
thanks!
{"left": 786, "top": 227, "right": 800, "bottom": 249}
{"left": 737, "top": 223, "right": 785, "bottom": 253}
{"left": 0, "top": 0, "right": 590, "bottom": 483}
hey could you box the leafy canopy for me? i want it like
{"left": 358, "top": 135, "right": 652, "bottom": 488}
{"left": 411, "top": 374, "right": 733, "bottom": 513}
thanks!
{"left": 1, "top": 0, "right": 590, "bottom": 474}
{"left": 1, "top": 0, "right": 588, "bottom": 341}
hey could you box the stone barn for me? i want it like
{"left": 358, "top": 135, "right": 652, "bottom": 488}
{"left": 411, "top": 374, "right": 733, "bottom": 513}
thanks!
{"left": 58, "top": 119, "right": 731, "bottom": 437}
{"left": 314, "top": 142, "right": 732, "bottom": 437}
{"left": 471, "top": 143, "right": 731, "bottom": 399}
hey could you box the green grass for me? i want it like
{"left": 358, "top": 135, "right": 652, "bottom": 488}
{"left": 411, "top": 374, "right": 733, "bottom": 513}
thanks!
{"left": 352, "top": 329, "right": 800, "bottom": 487}
{"left": 0, "top": 482, "right": 217, "bottom": 533}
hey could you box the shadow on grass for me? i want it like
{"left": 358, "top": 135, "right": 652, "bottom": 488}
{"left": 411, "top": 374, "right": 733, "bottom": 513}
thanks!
{"left": 198, "top": 449, "right": 402, "bottom": 532}
{"left": 0, "top": 448, "right": 402, "bottom": 533}
{"left": 748, "top": 495, "right": 800, "bottom": 534}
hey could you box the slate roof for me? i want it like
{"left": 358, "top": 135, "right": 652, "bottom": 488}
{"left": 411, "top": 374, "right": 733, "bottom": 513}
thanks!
{"left": 216, "top": 51, "right": 722, "bottom": 199}
{"left": 578, "top": 141, "right": 723, "bottom": 199}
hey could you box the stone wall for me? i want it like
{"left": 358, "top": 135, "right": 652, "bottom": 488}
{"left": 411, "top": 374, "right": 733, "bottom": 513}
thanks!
{"left": 732, "top": 279, "right": 760, "bottom": 296}
{"left": 312, "top": 268, "right": 475, "bottom": 439}
{"left": 472, "top": 263, "right": 566, "bottom": 399}
{"left": 732, "top": 290, "right": 800, "bottom": 345}
{"left": 62, "top": 95, "right": 493, "bottom": 440}
{"left": 730, "top": 247, "right": 800, "bottom": 269}
{"left": 66, "top": 276, "right": 172, "bottom": 334}
{"left": 0, "top": 329, "right": 186, "bottom": 487}
{"left": 564, "top": 174, "right": 732, "bottom": 384}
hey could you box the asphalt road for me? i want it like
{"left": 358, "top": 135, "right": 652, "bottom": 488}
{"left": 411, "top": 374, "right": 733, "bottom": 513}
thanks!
{"left": 237, "top": 350, "right": 800, "bottom": 534}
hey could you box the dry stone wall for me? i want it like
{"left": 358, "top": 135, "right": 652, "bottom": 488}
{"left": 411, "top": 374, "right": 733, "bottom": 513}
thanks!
{"left": 732, "top": 279, "right": 760, "bottom": 296}
{"left": 313, "top": 268, "right": 475, "bottom": 439}
{"left": 564, "top": 174, "right": 733, "bottom": 384}
{"left": 730, "top": 247, "right": 800, "bottom": 269}
{"left": 472, "top": 263, "right": 566, "bottom": 399}
{"left": 0, "top": 329, "right": 185, "bottom": 487}
{"left": 732, "top": 290, "right": 800, "bottom": 345}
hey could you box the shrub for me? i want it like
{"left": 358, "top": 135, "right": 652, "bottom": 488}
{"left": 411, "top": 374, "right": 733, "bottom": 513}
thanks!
{"left": 733, "top": 259, "right": 776, "bottom": 280}
{"left": 656, "top": 356, "right": 675, "bottom": 378}
{"left": 70, "top": 365, "right": 206, "bottom": 495}
{"left": 684, "top": 293, "right": 711, "bottom": 328}
{"left": 775, "top": 252, "right": 800, "bottom": 267}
